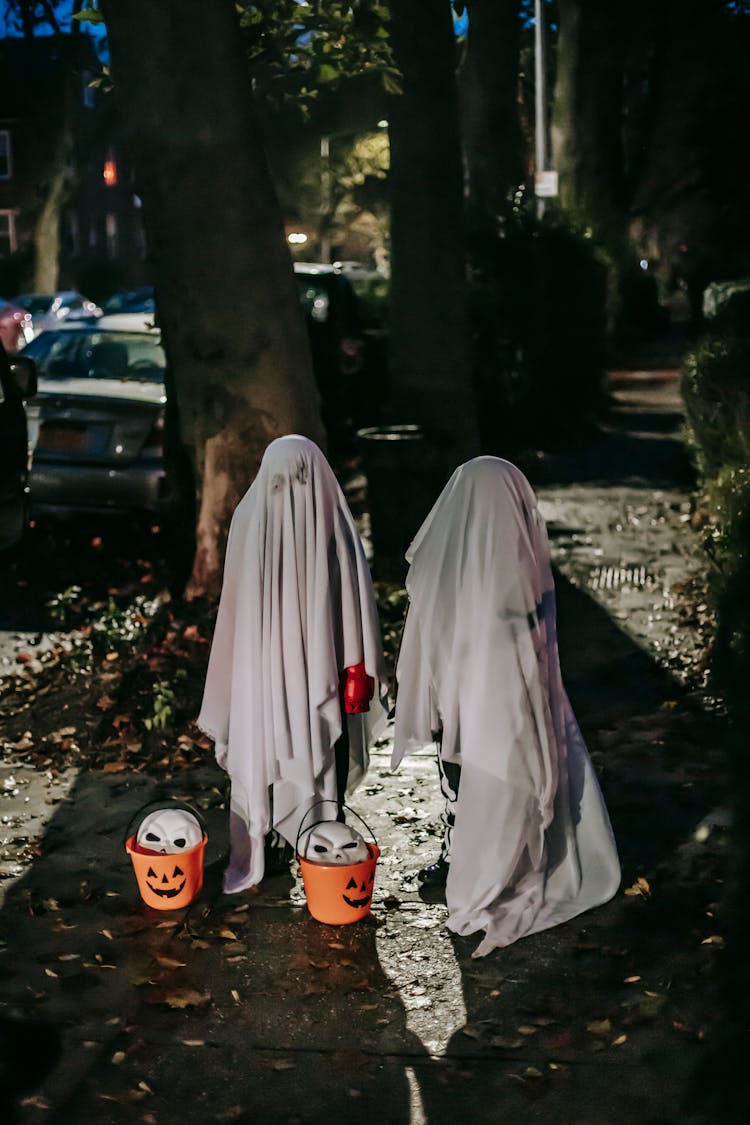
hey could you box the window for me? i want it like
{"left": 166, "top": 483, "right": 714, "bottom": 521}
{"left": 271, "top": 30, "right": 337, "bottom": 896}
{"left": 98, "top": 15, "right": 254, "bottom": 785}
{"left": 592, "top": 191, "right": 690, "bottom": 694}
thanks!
{"left": 0, "top": 130, "right": 12, "bottom": 180}
{"left": 0, "top": 210, "right": 17, "bottom": 255}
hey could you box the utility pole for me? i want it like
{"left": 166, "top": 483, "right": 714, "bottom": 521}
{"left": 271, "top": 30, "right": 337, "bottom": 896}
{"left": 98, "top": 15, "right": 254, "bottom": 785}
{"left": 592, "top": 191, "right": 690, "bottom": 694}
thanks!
{"left": 534, "top": 0, "right": 547, "bottom": 217}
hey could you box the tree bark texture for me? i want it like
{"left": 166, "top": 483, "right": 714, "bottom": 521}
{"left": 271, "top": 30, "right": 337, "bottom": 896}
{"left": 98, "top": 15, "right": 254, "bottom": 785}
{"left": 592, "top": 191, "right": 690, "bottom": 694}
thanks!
{"left": 386, "top": 0, "right": 480, "bottom": 476}
{"left": 101, "top": 0, "right": 326, "bottom": 598}
{"left": 550, "top": 0, "right": 628, "bottom": 239}
{"left": 459, "top": 0, "right": 523, "bottom": 218}
{"left": 33, "top": 109, "right": 75, "bottom": 294}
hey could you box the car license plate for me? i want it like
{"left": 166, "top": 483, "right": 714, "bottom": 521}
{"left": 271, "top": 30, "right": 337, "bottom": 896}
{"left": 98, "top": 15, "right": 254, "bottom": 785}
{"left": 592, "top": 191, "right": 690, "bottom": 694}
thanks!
{"left": 37, "top": 424, "right": 88, "bottom": 452}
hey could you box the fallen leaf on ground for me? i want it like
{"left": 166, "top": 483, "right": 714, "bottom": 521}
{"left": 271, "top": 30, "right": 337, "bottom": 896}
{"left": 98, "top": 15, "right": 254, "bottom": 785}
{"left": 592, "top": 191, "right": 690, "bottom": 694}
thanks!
{"left": 147, "top": 988, "right": 211, "bottom": 1009}
{"left": 490, "top": 1036, "right": 524, "bottom": 1050}
{"left": 624, "top": 877, "right": 651, "bottom": 898}
{"left": 263, "top": 1058, "right": 296, "bottom": 1071}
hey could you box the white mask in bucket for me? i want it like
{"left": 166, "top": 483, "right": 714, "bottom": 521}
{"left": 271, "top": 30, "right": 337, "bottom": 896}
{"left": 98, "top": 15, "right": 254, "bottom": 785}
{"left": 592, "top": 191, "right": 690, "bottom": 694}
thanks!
{"left": 298, "top": 821, "right": 369, "bottom": 864}
{"left": 136, "top": 808, "right": 203, "bottom": 854}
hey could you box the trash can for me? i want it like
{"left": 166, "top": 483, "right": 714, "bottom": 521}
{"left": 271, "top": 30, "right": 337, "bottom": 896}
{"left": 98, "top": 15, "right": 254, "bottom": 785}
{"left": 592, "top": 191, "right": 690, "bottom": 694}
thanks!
{"left": 356, "top": 424, "right": 442, "bottom": 582}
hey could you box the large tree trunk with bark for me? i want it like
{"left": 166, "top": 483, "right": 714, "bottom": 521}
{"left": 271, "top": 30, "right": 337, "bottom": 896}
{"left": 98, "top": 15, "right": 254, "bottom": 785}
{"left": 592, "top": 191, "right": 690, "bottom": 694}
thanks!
{"left": 551, "top": 0, "right": 628, "bottom": 239}
{"left": 101, "top": 0, "right": 325, "bottom": 598}
{"left": 386, "top": 0, "right": 480, "bottom": 472}
{"left": 459, "top": 0, "right": 523, "bottom": 218}
{"left": 33, "top": 114, "right": 75, "bottom": 293}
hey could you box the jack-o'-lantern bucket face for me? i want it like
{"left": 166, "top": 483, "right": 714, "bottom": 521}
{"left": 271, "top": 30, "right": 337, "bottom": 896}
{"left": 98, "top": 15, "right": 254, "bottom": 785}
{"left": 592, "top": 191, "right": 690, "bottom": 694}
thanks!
{"left": 297, "top": 844, "right": 380, "bottom": 925}
{"left": 126, "top": 812, "right": 207, "bottom": 910}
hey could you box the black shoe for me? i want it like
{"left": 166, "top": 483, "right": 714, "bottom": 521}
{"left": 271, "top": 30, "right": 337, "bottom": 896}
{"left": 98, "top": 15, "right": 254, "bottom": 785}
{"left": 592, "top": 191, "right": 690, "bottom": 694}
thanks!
{"left": 417, "top": 857, "right": 449, "bottom": 886}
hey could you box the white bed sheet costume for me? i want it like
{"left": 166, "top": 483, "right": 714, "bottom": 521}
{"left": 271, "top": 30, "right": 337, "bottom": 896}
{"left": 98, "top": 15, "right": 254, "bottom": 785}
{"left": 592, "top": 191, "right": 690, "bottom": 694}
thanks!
{"left": 199, "top": 435, "right": 388, "bottom": 893}
{"left": 393, "top": 457, "right": 620, "bottom": 956}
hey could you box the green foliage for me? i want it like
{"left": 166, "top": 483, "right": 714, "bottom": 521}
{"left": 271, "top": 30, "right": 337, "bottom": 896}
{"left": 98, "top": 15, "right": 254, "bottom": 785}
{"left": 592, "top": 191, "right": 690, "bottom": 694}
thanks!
{"left": 46, "top": 585, "right": 83, "bottom": 628}
{"left": 144, "top": 670, "right": 187, "bottom": 732}
{"left": 683, "top": 324, "right": 750, "bottom": 484}
{"left": 73, "top": 6, "right": 105, "bottom": 25}
{"left": 683, "top": 318, "right": 750, "bottom": 583}
{"left": 375, "top": 582, "right": 408, "bottom": 691}
{"left": 349, "top": 273, "right": 389, "bottom": 331}
{"left": 237, "top": 1, "right": 397, "bottom": 113}
{"left": 467, "top": 202, "right": 608, "bottom": 449}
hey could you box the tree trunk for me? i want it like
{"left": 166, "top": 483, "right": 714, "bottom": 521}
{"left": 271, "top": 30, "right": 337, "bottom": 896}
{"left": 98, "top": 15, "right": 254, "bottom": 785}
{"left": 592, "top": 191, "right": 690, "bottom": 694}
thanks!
{"left": 386, "top": 0, "right": 480, "bottom": 473}
{"left": 100, "top": 0, "right": 326, "bottom": 598}
{"left": 551, "top": 0, "right": 627, "bottom": 238}
{"left": 33, "top": 120, "right": 75, "bottom": 294}
{"left": 459, "top": 0, "right": 523, "bottom": 218}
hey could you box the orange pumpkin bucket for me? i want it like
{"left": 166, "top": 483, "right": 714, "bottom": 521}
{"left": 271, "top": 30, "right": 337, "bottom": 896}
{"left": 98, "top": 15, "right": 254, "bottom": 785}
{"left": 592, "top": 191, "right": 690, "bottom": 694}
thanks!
{"left": 296, "top": 804, "right": 380, "bottom": 925}
{"left": 125, "top": 801, "right": 208, "bottom": 911}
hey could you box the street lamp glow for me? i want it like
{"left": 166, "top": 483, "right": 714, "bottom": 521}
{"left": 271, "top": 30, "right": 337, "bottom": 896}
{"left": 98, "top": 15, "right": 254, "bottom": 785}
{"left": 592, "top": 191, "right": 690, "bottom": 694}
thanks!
{"left": 377, "top": 119, "right": 388, "bottom": 129}
{"left": 288, "top": 232, "right": 309, "bottom": 245}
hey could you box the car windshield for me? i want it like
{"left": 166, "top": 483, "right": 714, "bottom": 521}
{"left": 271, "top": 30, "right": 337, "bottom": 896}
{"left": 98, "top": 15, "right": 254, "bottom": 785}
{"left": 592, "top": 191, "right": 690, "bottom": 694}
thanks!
{"left": 13, "top": 295, "right": 54, "bottom": 315}
{"left": 22, "top": 329, "right": 165, "bottom": 383}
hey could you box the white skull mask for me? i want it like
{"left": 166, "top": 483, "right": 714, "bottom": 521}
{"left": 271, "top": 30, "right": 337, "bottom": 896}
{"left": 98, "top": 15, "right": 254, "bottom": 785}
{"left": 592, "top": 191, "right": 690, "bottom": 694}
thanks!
{"left": 136, "top": 808, "right": 203, "bottom": 854}
{"left": 299, "top": 820, "right": 369, "bottom": 865}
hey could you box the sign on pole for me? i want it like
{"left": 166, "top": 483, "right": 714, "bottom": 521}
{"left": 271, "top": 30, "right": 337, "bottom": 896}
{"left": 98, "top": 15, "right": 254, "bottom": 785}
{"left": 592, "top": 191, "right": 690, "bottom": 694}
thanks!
{"left": 534, "top": 170, "right": 559, "bottom": 198}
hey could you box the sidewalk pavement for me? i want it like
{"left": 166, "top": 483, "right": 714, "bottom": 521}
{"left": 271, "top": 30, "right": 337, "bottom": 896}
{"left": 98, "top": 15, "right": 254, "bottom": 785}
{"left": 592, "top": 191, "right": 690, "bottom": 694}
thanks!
{"left": 0, "top": 372, "right": 727, "bottom": 1125}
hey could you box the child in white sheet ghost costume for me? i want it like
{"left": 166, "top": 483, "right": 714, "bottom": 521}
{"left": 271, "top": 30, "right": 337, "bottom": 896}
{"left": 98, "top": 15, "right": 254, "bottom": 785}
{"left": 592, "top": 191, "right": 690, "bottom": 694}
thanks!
{"left": 198, "top": 435, "right": 388, "bottom": 893}
{"left": 393, "top": 457, "right": 620, "bottom": 956}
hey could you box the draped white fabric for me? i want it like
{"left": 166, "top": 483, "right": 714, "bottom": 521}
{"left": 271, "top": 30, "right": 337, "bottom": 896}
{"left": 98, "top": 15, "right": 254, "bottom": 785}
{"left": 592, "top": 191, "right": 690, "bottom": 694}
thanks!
{"left": 199, "top": 435, "right": 388, "bottom": 893}
{"left": 393, "top": 457, "right": 620, "bottom": 955}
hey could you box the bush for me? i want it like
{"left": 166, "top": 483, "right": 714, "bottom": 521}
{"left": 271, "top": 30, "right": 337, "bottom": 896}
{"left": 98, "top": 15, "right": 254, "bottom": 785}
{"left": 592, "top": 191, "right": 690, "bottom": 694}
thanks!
{"left": 683, "top": 325, "right": 750, "bottom": 480}
{"left": 467, "top": 205, "right": 609, "bottom": 450}
{"left": 682, "top": 321, "right": 750, "bottom": 578}
{"left": 683, "top": 295, "right": 750, "bottom": 1125}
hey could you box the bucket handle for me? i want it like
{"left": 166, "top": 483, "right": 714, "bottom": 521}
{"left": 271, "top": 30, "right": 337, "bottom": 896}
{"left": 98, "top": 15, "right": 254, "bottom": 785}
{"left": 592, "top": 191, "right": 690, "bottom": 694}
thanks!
{"left": 123, "top": 799, "right": 208, "bottom": 849}
{"left": 295, "top": 800, "right": 378, "bottom": 858}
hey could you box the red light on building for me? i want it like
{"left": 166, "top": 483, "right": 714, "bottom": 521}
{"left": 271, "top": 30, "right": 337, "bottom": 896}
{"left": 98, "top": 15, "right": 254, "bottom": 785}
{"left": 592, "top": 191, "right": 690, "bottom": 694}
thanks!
{"left": 103, "top": 157, "right": 118, "bottom": 186}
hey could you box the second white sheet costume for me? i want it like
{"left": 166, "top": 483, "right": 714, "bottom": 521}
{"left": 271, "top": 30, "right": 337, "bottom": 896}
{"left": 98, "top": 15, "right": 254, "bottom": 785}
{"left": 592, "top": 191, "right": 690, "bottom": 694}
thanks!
{"left": 199, "top": 435, "right": 388, "bottom": 893}
{"left": 393, "top": 457, "right": 620, "bottom": 955}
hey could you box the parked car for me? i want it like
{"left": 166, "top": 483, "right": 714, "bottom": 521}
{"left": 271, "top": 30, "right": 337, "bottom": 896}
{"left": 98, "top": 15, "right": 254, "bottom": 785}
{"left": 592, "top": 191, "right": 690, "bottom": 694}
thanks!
{"left": 102, "top": 287, "right": 156, "bottom": 316}
{"left": 11, "top": 291, "right": 102, "bottom": 338}
{"left": 102, "top": 268, "right": 364, "bottom": 418}
{"left": 20, "top": 315, "right": 170, "bottom": 517}
{"left": 0, "top": 343, "right": 37, "bottom": 555}
{"left": 0, "top": 298, "right": 34, "bottom": 354}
